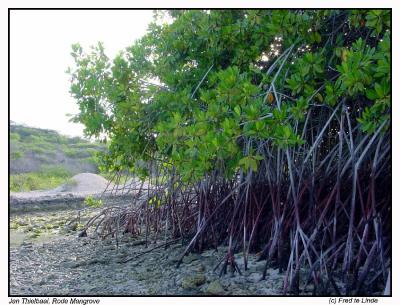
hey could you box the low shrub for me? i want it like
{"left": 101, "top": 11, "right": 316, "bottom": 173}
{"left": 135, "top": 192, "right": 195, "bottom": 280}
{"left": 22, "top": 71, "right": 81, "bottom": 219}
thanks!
{"left": 10, "top": 133, "right": 20, "bottom": 141}
{"left": 10, "top": 151, "right": 24, "bottom": 160}
{"left": 84, "top": 195, "right": 103, "bottom": 208}
{"left": 10, "top": 166, "right": 72, "bottom": 192}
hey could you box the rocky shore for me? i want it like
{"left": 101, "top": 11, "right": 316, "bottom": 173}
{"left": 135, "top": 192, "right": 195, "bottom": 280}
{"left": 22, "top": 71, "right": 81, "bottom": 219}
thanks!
{"left": 9, "top": 174, "right": 316, "bottom": 296}
{"left": 10, "top": 207, "right": 289, "bottom": 296}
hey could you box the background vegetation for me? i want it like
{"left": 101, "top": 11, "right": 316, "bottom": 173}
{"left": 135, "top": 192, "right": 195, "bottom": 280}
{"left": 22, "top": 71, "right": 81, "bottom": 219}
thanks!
{"left": 10, "top": 122, "right": 106, "bottom": 192}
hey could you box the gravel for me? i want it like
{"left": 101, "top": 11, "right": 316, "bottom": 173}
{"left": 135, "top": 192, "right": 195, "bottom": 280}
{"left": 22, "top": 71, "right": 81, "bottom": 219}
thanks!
{"left": 10, "top": 208, "right": 287, "bottom": 296}
{"left": 8, "top": 175, "right": 303, "bottom": 296}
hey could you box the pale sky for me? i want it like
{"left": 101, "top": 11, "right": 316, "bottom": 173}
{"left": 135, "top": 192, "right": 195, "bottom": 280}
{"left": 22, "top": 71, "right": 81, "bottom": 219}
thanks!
{"left": 10, "top": 10, "right": 155, "bottom": 137}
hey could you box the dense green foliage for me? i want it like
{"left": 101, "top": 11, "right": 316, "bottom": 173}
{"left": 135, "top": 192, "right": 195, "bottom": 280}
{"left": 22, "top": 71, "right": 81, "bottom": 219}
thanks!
{"left": 69, "top": 9, "right": 390, "bottom": 181}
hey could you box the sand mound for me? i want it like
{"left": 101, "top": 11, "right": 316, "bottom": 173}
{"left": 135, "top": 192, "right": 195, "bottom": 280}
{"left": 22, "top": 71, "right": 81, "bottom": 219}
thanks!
{"left": 53, "top": 173, "right": 112, "bottom": 193}
{"left": 10, "top": 173, "right": 151, "bottom": 205}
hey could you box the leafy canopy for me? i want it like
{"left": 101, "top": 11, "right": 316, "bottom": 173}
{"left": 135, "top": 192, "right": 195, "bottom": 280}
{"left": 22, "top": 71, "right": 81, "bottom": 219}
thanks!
{"left": 69, "top": 9, "right": 390, "bottom": 182}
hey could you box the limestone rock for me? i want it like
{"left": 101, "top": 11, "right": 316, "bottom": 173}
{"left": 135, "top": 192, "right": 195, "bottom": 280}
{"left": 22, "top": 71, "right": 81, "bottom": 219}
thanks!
{"left": 205, "top": 280, "right": 225, "bottom": 295}
{"left": 181, "top": 273, "right": 206, "bottom": 289}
